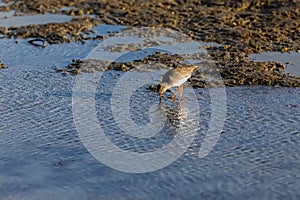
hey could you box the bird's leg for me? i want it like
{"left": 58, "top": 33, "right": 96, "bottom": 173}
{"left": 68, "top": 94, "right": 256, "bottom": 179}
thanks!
{"left": 179, "top": 85, "right": 183, "bottom": 99}
{"left": 171, "top": 86, "right": 180, "bottom": 100}
{"left": 159, "top": 92, "right": 163, "bottom": 103}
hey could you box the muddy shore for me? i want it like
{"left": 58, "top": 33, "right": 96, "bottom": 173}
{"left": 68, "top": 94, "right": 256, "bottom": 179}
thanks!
{"left": 0, "top": 0, "right": 299, "bottom": 87}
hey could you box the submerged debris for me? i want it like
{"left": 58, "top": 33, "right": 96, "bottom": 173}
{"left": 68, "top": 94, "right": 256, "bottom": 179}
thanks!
{"left": 0, "top": 60, "right": 7, "bottom": 69}
{"left": 27, "top": 38, "right": 46, "bottom": 48}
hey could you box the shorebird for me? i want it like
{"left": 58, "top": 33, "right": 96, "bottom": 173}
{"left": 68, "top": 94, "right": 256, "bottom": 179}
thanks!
{"left": 158, "top": 66, "right": 198, "bottom": 102}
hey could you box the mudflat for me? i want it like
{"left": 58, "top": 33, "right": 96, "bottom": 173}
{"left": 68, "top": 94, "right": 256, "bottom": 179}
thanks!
{"left": 0, "top": 0, "right": 299, "bottom": 87}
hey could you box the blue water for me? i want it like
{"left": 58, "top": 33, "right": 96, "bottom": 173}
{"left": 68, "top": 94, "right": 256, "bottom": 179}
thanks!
{"left": 0, "top": 25, "right": 299, "bottom": 199}
{"left": 0, "top": 12, "right": 73, "bottom": 28}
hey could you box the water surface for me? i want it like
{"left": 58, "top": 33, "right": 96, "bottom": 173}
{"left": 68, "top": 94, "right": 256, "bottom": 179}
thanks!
{"left": 0, "top": 25, "right": 299, "bottom": 199}
{"left": 249, "top": 51, "right": 300, "bottom": 77}
{"left": 0, "top": 11, "right": 73, "bottom": 27}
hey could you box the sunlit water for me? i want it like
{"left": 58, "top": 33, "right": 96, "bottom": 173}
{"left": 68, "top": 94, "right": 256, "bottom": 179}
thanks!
{"left": 0, "top": 25, "right": 299, "bottom": 199}
{"left": 249, "top": 51, "right": 300, "bottom": 77}
{"left": 0, "top": 0, "right": 9, "bottom": 7}
{"left": 0, "top": 11, "right": 73, "bottom": 27}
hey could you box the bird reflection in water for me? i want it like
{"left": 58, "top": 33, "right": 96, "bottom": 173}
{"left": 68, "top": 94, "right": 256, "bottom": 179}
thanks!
{"left": 158, "top": 101, "right": 191, "bottom": 131}
{"left": 157, "top": 101, "right": 198, "bottom": 150}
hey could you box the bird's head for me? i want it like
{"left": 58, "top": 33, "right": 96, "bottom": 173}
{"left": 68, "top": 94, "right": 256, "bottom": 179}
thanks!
{"left": 157, "top": 83, "right": 168, "bottom": 97}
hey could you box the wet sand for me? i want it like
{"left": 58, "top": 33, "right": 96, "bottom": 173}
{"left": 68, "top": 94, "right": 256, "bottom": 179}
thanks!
{"left": 0, "top": 0, "right": 300, "bottom": 87}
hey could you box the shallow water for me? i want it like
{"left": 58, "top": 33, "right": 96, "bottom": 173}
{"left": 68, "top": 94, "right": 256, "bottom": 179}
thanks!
{"left": 0, "top": 26, "right": 299, "bottom": 199}
{"left": 0, "top": 0, "right": 9, "bottom": 7}
{"left": 249, "top": 51, "right": 300, "bottom": 77}
{"left": 1, "top": 70, "right": 299, "bottom": 199}
{"left": 0, "top": 11, "right": 73, "bottom": 27}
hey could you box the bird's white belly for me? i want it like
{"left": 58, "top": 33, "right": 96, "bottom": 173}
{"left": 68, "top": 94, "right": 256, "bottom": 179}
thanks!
{"left": 173, "top": 75, "right": 190, "bottom": 87}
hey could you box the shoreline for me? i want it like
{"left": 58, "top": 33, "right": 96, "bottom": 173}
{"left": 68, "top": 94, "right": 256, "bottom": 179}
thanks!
{"left": 0, "top": 0, "right": 299, "bottom": 87}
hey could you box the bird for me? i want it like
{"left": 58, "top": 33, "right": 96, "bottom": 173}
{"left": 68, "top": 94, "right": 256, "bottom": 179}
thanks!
{"left": 157, "top": 66, "right": 198, "bottom": 102}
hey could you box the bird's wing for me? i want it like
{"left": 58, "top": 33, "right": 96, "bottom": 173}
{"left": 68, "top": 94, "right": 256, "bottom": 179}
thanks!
{"left": 162, "top": 69, "right": 184, "bottom": 85}
{"left": 176, "top": 66, "right": 198, "bottom": 77}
